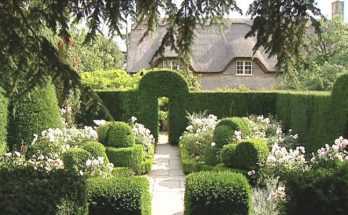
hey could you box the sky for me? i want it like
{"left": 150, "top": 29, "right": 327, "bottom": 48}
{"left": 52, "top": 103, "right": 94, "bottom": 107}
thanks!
{"left": 116, "top": 0, "right": 347, "bottom": 51}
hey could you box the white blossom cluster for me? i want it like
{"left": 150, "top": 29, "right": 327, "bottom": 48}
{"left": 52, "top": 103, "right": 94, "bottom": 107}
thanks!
{"left": 37, "top": 127, "right": 98, "bottom": 146}
{"left": 130, "top": 117, "right": 155, "bottom": 152}
{"left": 84, "top": 156, "right": 114, "bottom": 177}
{"left": 311, "top": 136, "right": 348, "bottom": 163}
{"left": 185, "top": 113, "right": 218, "bottom": 135}
{"left": 266, "top": 144, "right": 307, "bottom": 172}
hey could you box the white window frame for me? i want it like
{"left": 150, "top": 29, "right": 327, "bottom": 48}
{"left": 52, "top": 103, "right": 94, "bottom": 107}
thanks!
{"left": 160, "top": 58, "right": 182, "bottom": 71}
{"left": 236, "top": 60, "right": 253, "bottom": 76}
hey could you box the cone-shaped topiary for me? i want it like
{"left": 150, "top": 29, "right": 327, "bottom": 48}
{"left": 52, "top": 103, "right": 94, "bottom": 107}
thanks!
{"left": 221, "top": 139, "right": 269, "bottom": 171}
{"left": 0, "top": 87, "right": 8, "bottom": 154}
{"left": 8, "top": 79, "right": 63, "bottom": 149}
{"left": 105, "top": 121, "right": 135, "bottom": 148}
{"left": 81, "top": 140, "right": 108, "bottom": 162}
{"left": 62, "top": 148, "right": 91, "bottom": 173}
{"left": 213, "top": 117, "right": 252, "bottom": 150}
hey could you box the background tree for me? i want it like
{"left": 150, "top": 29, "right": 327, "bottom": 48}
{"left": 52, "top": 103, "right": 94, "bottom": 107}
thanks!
{"left": 282, "top": 18, "right": 348, "bottom": 90}
{"left": 0, "top": 0, "right": 322, "bottom": 97}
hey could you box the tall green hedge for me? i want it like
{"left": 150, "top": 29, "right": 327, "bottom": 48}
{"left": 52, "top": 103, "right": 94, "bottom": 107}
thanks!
{"left": 8, "top": 80, "right": 63, "bottom": 149}
{"left": 138, "top": 70, "right": 189, "bottom": 144}
{"left": 0, "top": 87, "right": 8, "bottom": 154}
{"left": 95, "top": 71, "right": 348, "bottom": 152}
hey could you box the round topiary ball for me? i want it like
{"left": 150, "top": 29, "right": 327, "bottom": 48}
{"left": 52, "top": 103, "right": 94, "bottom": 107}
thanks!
{"left": 62, "top": 148, "right": 91, "bottom": 173}
{"left": 105, "top": 122, "right": 135, "bottom": 148}
{"left": 213, "top": 117, "right": 252, "bottom": 150}
{"left": 81, "top": 140, "right": 108, "bottom": 162}
{"left": 221, "top": 139, "right": 269, "bottom": 171}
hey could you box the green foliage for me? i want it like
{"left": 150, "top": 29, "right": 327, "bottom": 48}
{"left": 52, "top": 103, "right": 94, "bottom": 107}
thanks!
{"left": 0, "top": 88, "right": 8, "bottom": 154}
{"left": 138, "top": 70, "right": 189, "bottom": 144}
{"left": 0, "top": 167, "right": 87, "bottom": 215}
{"left": 285, "top": 161, "right": 348, "bottom": 215}
{"left": 81, "top": 69, "right": 142, "bottom": 90}
{"left": 62, "top": 148, "right": 91, "bottom": 173}
{"left": 111, "top": 167, "right": 135, "bottom": 177}
{"left": 275, "top": 91, "right": 331, "bottom": 152}
{"left": 96, "top": 123, "right": 111, "bottom": 144}
{"left": 106, "top": 145, "right": 145, "bottom": 174}
{"left": 81, "top": 140, "right": 108, "bottom": 161}
{"left": 185, "top": 171, "right": 252, "bottom": 215}
{"left": 282, "top": 18, "right": 348, "bottom": 91}
{"left": 8, "top": 80, "right": 63, "bottom": 149}
{"left": 87, "top": 176, "right": 151, "bottom": 215}
{"left": 104, "top": 122, "right": 135, "bottom": 148}
{"left": 213, "top": 117, "right": 252, "bottom": 150}
{"left": 221, "top": 139, "right": 269, "bottom": 171}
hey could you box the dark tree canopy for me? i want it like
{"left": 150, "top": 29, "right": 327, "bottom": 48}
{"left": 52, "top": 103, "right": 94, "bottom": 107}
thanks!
{"left": 0, "top": 0, "right": 322, "bottom": 96}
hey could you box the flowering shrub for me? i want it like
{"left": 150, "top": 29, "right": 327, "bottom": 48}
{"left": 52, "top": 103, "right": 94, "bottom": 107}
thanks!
{"left": 311, "top": 136, "right": 348, "bottom": 164}
{"left": 184, "top": 112, "right": 218, "bottom": 135}
{"left": 130, "top": 117, "right": 155, "bottom": 153}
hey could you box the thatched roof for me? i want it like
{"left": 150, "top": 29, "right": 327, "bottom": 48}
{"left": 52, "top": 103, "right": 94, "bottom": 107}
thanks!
{"left": 127, "top": 18, "right": 278, "bottom": 73}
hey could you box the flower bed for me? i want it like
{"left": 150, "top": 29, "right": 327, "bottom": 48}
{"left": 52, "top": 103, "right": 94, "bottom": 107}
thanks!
{"left": 181, "top": 112, "right": 348, "bottom": 214}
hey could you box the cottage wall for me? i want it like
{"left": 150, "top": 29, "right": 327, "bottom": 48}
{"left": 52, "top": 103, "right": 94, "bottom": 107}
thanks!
{"left": 198, "top": 59, "right": 280, "bottom": 90}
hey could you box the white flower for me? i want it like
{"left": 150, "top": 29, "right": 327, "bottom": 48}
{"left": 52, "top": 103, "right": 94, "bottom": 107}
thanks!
{"left": 211, "top": 142, "right": 216, "bottom": 147}
{"left": 14, "top": 151, "right": 21, "bottom": 157}
{"left": 248, "top": 170, "right": 256, "bottom": 176}
{"left": 93, "top": 120, "right": 107, "bottom": 126}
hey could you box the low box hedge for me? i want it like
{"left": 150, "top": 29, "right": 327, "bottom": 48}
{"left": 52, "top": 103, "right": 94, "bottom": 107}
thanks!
{"left": 285, "top": 161, "right": 348, "bottom": 215}
{"left": 87, "top": 176, "right": 151, "bottom": 215}
{"left": 0, "top": 167, "right": 87, "bottom": 215}
{"left": 185, "top": 171, "right": 252, "bottom": 215}
{"left": 106, "top": 145, "right": 145, "bottom": 174}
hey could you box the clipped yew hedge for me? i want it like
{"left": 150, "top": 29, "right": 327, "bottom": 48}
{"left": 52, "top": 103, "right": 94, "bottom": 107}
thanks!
{"left": 8, "top": 80, "right": 63, "bottom": 149}
{"left": 0, "top": 87, "right": 8, "bottom": 154}
{"left": 96, "top": 70, "right": 348, "bottom": 151}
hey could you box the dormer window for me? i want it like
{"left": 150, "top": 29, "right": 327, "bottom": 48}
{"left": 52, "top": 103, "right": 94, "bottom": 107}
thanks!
{"left": 157, "top": 58, "right": 183, "bottom": 71}
{"left": 236, "top": 60, "right": 253, "bottom": 76}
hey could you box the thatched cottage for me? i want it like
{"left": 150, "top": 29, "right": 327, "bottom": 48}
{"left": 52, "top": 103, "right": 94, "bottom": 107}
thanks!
{"left": 127, "top": 18, "right": 280, "bottom": 90}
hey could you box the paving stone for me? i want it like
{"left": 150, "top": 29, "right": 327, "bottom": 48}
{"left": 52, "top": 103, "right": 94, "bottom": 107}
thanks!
{"left": 149, "top": 133, "right": 185, "bottom": 215}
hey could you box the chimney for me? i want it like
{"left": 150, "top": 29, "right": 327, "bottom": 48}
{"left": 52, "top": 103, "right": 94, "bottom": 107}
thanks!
{"left": 332, "top": 0, "right": 344, "bottom": 20}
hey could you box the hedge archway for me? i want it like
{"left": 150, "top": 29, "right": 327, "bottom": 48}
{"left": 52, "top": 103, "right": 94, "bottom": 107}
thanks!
{"left": 138, "top": 70, "right": 189, "bottom": 145}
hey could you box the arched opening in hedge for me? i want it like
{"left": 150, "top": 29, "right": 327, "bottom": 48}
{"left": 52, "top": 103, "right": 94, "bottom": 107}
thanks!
{"left": 138, "top": 70, "right": 189, "bottom": 145}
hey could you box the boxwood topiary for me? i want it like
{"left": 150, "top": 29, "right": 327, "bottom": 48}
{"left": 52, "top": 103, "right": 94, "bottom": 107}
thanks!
{"left": 81, "top": 140, "right": 108, "bottom": 162}
{"left": 213, "top": 117, "right": 252, "bottom": 150}
{"left": 0, "top": 87, "right": 8, "bottom": 154}
{"left": 96, "top": 123, "right": 111, "bottom": 144}
{"left": 105, "top": 145, "right": 144, "bottom": 174}
{"left": 221, "top": 139, "right": 269, "bottom": 171}
{"left": 62, "top": 148, "right": 91, "bottom": 173}
{"left": 105, "top": 121, "right": 135, "bottom": 148}
{"left": 185, "top": 171, "right": 252, "bottom": 215}
{"left": 8, "top": 79, "right": 63, "bottom": 149}
{"left": 87, "top": 176, "right": 151, "bottom": 215}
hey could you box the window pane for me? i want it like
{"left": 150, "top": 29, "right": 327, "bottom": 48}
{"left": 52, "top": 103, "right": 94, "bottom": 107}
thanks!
{"left": 245, "top": 61, "right": 252, "bottom": 75}
{"left": 236, "top": 61, "right": 244, "bottom": 74}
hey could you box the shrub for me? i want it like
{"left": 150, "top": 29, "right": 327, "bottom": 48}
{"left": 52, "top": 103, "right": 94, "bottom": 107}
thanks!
{"left": 185, "top": 171, "right": 252, "bottom": 215}
{"left": 106, "top": 145, "right": 144, "bottom": 174}
{"left": 8, "top": 80, "right": 63, "bottom": 149}
{"left": 87, "top": 176, "right": 151, "bottom": 215}
{"left": 0, "top": 88, "right": 8, "bottom": 154}
{"left": 62, "top": 148, "right": 91, "bottom": 173}
{"left": 213, "top": 117, "right": 252, "bottom": 150}
{"left": 81, "top": 140, "right": 108, "bottom": 161}
{"left": 285, "top": 161, "right": 348, "bottom": 215}
{"left": 0, "top": 167, "right": 87, "bottom": 215}
{"left": 105, "top": 122, "right": 135, "bottom": 148}
{"left": 112, "top": 167, "right": 135, "bottom": 177}
{"left": 96, "top": 123, "right": 111, "bottom": 144}
{"left": 221, "top": 139, "right": 269, "bottom": 171}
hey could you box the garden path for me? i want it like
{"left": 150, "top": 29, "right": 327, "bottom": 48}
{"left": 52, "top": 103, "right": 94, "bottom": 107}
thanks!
{"left": 148, "top": 133, "right": 185, "bottom": 215}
